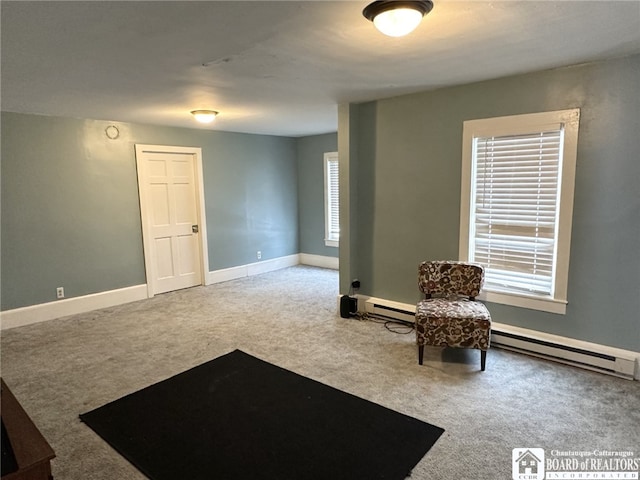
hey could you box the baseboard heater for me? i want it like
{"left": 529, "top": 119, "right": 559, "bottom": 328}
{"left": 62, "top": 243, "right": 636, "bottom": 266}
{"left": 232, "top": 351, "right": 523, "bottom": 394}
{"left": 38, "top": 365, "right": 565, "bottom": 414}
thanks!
{"left": 361, "top": 297, "right": 638, "bottom": 380}
{"left": 490, "top": 330, "right": 637, "bottom": 380}
{"left": 365, "top": 301, "right": 415, "bottom": 325}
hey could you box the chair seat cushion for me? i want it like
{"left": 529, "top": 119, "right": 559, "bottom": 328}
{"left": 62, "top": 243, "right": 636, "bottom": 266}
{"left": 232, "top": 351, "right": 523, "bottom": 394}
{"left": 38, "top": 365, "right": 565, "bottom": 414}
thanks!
{"left": 416, "top": 298, "right": 491, "bottom": 321}
{"left": 416, "top": 298, "right": 491, "bottom": 350}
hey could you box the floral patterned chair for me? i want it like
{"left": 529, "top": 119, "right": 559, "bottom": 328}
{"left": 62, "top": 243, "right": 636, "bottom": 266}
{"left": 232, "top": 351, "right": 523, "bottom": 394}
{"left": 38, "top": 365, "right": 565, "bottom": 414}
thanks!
{"left": 415, "top": 261, "right": 492, "bottom": 371}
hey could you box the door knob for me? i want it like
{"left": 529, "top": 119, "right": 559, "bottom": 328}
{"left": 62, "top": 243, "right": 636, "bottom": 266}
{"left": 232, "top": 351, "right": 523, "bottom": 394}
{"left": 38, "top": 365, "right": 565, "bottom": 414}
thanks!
{"left": 192, "top": 225, "right": 199, "bottom": 233}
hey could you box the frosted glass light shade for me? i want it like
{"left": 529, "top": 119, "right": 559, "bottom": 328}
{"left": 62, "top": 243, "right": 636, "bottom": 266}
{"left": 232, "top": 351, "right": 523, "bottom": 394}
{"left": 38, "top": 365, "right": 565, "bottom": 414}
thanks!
{"left": 362, "top": 1, "right": 434, "bottom": 37}
{"left": 191, "top": 110, "right": 218, "bottom": 123}
{"left": 373, "top": 8, "right": 424, "bottom": 37}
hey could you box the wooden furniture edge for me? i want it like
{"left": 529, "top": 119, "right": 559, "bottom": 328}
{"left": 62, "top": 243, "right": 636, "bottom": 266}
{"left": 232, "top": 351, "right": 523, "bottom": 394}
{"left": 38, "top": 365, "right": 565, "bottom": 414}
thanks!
{"left": 1, "top": 378, "right": 55, "bottom": 479}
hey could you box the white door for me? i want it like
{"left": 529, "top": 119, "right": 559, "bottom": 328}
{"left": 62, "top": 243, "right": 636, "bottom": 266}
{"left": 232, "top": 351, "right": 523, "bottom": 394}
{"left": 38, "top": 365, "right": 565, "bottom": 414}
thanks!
{"left": 135, "top": 145, "right": 209, "bottom": 296}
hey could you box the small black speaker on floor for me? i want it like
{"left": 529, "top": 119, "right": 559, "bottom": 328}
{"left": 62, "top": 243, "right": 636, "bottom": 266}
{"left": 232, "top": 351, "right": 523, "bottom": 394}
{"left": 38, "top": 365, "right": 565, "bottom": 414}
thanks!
{"left": 340, "top": 295, "right": 357, "bottom": 318}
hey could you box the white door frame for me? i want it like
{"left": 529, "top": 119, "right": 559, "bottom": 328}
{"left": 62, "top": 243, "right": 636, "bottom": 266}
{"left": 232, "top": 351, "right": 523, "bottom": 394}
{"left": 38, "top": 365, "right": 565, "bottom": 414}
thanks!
{"left": 135, "top": 144, "right": 210, "bottom": 297}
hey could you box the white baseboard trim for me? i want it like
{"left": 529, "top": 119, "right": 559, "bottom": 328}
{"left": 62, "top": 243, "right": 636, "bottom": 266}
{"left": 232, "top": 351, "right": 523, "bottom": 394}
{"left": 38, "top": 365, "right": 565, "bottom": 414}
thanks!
{"left": 207, "top": 254, "right": 300, "bottom": 284}
{"left": 0, "top": 284, "right": 148, "bottom": 330}
{"left": 299, "top": 253, "right": 339, "bottom": 270}
{"left": 355, "top": 294, "right": 640, "bottom": 380}
{"left": 0, "top": 254, "right": 327, "bottom": 330}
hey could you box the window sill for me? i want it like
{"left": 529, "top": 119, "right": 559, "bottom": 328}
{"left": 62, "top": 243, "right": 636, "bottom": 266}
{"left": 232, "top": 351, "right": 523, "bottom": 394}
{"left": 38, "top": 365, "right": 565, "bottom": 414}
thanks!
{"left": 324, "top": 239, "right": 339, "bottom": 248}
{"left": 479, "top": 290, "right": 567, "bottom": 315}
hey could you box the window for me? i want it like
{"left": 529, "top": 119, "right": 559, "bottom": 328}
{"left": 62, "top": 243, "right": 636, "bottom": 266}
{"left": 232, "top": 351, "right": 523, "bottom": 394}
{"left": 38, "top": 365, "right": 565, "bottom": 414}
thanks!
{"left": 324, "top": 152, "right": 339, "bottom": 247}
{"left": 459, "top": 109, "right": 580, "bottom": 314}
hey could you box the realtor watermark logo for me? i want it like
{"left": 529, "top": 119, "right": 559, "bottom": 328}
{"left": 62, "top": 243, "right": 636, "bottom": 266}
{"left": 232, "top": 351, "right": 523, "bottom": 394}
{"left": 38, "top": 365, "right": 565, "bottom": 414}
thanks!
{"left": 513, "top": 448, "right": 545, "bottom": 480}
{"left": 512, "top": 448, "right": 639, "bottom": 480}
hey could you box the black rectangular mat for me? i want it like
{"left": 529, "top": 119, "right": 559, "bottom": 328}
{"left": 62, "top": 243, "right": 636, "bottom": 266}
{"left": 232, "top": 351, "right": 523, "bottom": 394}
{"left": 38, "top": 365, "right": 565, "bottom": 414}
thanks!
{"left": 80, "top": 350, "right": 444, "bottom": 480}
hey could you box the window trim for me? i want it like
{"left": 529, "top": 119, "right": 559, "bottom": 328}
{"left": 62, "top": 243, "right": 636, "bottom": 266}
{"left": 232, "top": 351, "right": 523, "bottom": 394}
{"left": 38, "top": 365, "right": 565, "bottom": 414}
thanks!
{"left": 459, "top": 109, "right": 580, "bottom": 314}
{"left": 324, "top": 151, "right": 339, "bottom": 247}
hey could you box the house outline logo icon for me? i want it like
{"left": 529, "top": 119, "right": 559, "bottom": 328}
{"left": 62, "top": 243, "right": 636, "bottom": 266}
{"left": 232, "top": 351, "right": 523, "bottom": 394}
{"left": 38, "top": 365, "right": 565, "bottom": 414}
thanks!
{"left": 512, "top": 448, "right": 545, "bottom": 480}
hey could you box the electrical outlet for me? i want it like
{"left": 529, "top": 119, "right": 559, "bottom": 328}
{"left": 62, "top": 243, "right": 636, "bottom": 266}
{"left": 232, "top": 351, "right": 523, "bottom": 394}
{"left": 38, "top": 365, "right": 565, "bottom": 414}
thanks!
{"left": 56, "top": 287, "right": 65, "bottom": 299}
{"left": 257, "top": 251, "right": 262, "bottom": 260}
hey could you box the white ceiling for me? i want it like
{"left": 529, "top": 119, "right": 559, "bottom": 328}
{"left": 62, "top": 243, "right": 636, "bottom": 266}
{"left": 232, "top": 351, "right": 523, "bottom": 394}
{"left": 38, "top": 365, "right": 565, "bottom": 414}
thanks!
{"left": 2, "top": 1, "right": 639, "bottom": 137}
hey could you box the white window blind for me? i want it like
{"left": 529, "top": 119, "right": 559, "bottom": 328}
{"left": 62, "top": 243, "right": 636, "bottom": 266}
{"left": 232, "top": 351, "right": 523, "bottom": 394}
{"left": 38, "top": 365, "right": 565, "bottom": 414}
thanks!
{"left": 324, "top": 152, "right": 339, "bottom": 246}
{"left": 460, "top": 108, "right": 580, "bottom": 313}
{"left": 471, "top": 128, "right": 564, "bottom": 296}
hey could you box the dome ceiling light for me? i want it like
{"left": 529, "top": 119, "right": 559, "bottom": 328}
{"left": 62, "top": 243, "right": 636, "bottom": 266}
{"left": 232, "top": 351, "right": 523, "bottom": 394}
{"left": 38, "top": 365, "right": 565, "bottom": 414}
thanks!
{"left": 363, "top": 0, "right": 434, "bottom": 37}
{"left": 190, "top": 110, "right": 219, "bottom": 124}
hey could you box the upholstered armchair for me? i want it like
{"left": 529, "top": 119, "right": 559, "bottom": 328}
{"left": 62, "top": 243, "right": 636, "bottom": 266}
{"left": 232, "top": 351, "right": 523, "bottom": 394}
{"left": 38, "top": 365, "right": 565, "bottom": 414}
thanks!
{"left": 415, "top": 261, "right": 492, "bottom": 371}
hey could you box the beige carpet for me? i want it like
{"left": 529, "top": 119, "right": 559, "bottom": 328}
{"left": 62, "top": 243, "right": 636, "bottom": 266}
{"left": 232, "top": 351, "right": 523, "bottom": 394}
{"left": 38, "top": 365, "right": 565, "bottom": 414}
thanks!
{"left": 1, "top": 265, "right": 639, "bottom": 479}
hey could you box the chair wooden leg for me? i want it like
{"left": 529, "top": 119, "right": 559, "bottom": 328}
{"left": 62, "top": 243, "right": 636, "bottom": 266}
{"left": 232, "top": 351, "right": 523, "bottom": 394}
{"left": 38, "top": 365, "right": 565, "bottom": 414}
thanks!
{"left": 481, "top": 350, "right": 487, "bottom": 371}
{"left": 418, "top": 345, "right": 424, "bottom": 365}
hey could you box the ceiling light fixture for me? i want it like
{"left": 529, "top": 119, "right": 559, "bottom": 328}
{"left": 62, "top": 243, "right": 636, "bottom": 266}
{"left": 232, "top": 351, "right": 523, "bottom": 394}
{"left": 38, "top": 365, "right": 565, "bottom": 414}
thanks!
{"left": 190, "top": 110, "right": 219, "bottom": 124}
{"left": 363, "top": 0, "right": 434, "bottom": 37}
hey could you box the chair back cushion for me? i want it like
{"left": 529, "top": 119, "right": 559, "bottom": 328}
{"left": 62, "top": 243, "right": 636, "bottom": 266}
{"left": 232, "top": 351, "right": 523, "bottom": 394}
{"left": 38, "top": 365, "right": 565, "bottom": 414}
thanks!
{"left": 418, "top": 261, "right": 484, "bottom": 298}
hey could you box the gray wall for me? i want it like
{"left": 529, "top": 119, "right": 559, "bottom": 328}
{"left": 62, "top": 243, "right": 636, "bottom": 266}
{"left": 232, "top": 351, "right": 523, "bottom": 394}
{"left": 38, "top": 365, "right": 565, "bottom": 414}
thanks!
{"left": 1, "top": 113, "right": 298, "bottom": 310}
{"left": 4, "top": 55, "right": 639, "bottom": 352}
{"left": 341, "top": 54, "right": 640, "bottom": 352}
{"left": 296, "top": 132, "right": 338, "bottom": 258}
